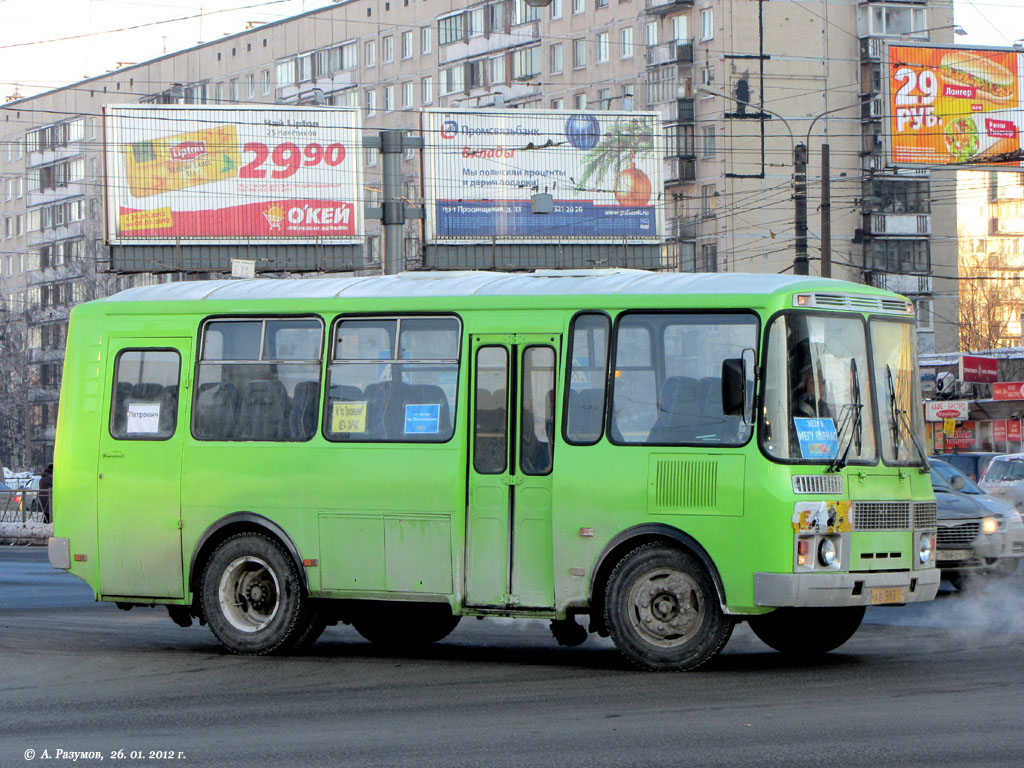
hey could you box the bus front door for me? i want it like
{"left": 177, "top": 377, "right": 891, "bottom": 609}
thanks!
{"left": 467, "top": 334, "right": 559, "bottom": 609}
{"left": 97, "top": 339, "right": 190, "bottom": 599}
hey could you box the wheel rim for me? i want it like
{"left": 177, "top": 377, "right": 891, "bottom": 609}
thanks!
{"left": 217, "top": 556, "right": 281, "bottom": 633}
{"left": 626, "top": 566, "right": 705, "bottom": 648}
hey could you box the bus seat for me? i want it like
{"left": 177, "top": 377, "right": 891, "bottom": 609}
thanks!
{"left": 289, "top": 381, "right": 320, "bottom": 441}
{"left": 239, "top": 379, "right": 290, "bottom": 441}
{"left": 647, "top": 376, "right": 701, "bottom": 444}
{"left": 329, "top": 384, "right": 365, "bottom": 402}
{"left": 567, "top": 387, "right": 604, "bottom": 440}
{"left": 112, "top": 381, "right": 134, "bottom": 434}
{"left": 195, "top": 382, "right": 240, "bottom": 440}
{"left": 158, "top": 385, "right": 179, "bottom": 435}
{"left": 131, "top": 382, "right": 165, "bottom": 401}
{"left": 363, "top": 381, "right": 394, "bottom": 439}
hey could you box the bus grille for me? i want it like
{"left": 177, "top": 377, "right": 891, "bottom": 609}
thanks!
{"left": 937, "top": 522, "right": 980, "bottom": 548}
{"left": 653, "top": 459, "right": 717, "bottom": 510}
{"left": 792, "top": 475, "right": 844, "bottom": 495}
{"left": 851, "top": 502, "right": 911, "bottom": 530}
{"left": 912, "top": 501, "right": 937, "bottom": 529}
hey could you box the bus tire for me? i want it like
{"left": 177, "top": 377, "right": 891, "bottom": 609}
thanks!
{"left": 200, "top": 533, "right": 311, "bottom": 655}
{"left": 351, "top": 602, "right": 461, "bottom": 647}
{"left": 747, "top": 605, "right": 866, "bottom": 655}
{"left": 603, "top": 542, "right": 733, "bottom": 671}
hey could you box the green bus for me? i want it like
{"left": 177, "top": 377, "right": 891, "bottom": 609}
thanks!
{"left": 48, "top": 269, "right": 937, "bottom": 670}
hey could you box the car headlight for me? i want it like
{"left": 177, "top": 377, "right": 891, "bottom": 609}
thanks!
{"left": 818, "top": 538, "right": 837, "bottom": 567}
{"left": 982, "top": 516, "right": 1000, "bottom": 535}
{"left": 919, "top": 533, "right": 934, "bottom": 564}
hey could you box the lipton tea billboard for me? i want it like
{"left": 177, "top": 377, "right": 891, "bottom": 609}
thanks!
{"left": 886, "top": 44, "right": 1023, "bottom": 170}
{"left": 105, "top": 105, "right": 363, "bottom": 243}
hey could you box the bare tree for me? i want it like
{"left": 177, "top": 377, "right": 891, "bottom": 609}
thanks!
{"left": 958, "top": 227, "right": 1024, "bottom": 351}
{"left": 0, "top": 308, "right": 28, "bottom": 470}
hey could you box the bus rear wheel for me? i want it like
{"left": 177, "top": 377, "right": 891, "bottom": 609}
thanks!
{"left": 351, "top": 602, "right": 461, "bottom": 647}
{"left": 201, "top": 533, "right": 312, "bottom": 655}
{"left": 747, "top": 606, "right": 866, "bottom": 655}
{"left": 603, "top": 543, "right": 733, "bottom": 671}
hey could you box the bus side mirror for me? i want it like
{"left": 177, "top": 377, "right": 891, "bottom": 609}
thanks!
{"left": 722, "top": 359, "right": 744, "bottom": 416}
{"left": 722, "top": 349, "right": 757, "bottom": 424}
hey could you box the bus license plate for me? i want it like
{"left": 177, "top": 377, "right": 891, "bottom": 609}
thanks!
{"left": 870, "top": 586, "right": 906, "bottom": 605}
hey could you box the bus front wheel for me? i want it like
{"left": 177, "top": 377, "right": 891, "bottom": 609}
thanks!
{"left": 200, "top": 533, "right": 313, "bottom": 655}
{"left": 604, "top": 543, "right": 733, "bottom": 671}
{"left": 747, "top": 606, "right": 866, "bottom": 655}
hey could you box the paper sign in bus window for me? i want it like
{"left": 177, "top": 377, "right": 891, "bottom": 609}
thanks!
{"left": 332, "top": 401, "right": 367, "bottom": 433}
{"left": 793, "top": 417, "right": 839, "bottom": 459}
{"left": 126, "top": 403, "right": 161, "bottom": 434}
{"left": 405, "top": 404, "right": 440, "bottom": 434}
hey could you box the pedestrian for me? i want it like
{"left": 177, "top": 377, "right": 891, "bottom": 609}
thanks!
{"left": 39, "top": 463, "right": 53, "bottom": 523}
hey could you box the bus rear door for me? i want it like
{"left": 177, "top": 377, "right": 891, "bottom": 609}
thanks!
{"left": 467, "top": 334, "right": 559, "bottom": 609}
{"left": 97, "top": 340, "right": 190, "bottom": 599}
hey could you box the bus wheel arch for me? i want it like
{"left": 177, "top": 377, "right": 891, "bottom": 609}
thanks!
{"left": 188, "top": 513, "right": 309, "bottom": 611}
{"left": 589, "top": 525, "right": 727, "bottom": 638}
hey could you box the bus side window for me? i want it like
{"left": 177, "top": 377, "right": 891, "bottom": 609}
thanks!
{"left": 109, "top": 350, "right": 181, "bottom": 441}
{"left": 565, "top": 313, "right": 610, "bottom": 444}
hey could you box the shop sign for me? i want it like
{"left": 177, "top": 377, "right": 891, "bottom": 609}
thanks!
{"left": 960, "top": 354, "right": 999, "bottom": 383}
{"left": 924, "top": 400, "right": 969, "bottom": 421}
{"left": 993, "top": 382, "right": 1024, "bottom": 400}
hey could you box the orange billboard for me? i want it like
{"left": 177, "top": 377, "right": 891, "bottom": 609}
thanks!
{"left": 887, "top": 45, "right": 1023, "bottom": 169}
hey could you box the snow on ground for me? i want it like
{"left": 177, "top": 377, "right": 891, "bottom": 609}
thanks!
{"left": 0, "top": 520, "right": 52, "bottom": 544}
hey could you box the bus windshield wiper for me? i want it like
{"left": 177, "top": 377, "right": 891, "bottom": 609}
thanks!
{"left": 886, "top": 364, "right": 930, "bottom": 472}
{"left": 827, "top": 358, "right": 863, "bottom": 473}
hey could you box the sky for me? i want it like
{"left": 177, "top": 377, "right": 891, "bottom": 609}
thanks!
{"left": 0, "top": 0, "right": 1023, "bottom": 102}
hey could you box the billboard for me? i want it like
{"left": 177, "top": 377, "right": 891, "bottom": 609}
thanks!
{"left": 886, "top": 44, "right": 1024, "bottom": 170}
{"left": 105, "top": 105, "right": 363, "bottom": 244}
{"left": 422, "top": 109, "right": 662, "bottom": 242}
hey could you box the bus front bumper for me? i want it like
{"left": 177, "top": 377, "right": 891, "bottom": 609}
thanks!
{"left": 753, "top": 569, "right": 940, "bottom": 608}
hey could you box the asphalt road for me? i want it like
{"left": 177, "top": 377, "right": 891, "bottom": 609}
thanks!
{"left": 3, "top": 546, "right": 1024, "bottom": 768}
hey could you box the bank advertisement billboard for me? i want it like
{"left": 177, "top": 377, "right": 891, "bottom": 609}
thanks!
{"left": 422, "top": 109, "right": 662, "bottom": 242}
{"left": 105, "top": 105, "right": 362, "bottom": 243}
{"left": 886, "top": 44, "right": 1024, "bottom": 170}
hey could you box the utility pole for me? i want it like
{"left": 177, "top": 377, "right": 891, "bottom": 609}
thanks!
{"left": 793, "top": 142, "right": 809, "bottom": 276}
{"left": 365, "top": 130, "right": 424, "bottom": 275}
{"left": 820, "top": 143, "right": 831, "bottom": 278}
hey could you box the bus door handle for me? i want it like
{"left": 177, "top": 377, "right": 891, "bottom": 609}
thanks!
{"left": 103, "top": 450, "right": 125, "bottom": 458}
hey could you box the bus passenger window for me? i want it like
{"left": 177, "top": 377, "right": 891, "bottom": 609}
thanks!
{"left": 110, "top": 350, "right": 181, "bottom": 440}
{"left": 193, "top": 317, "right": 323, "bottom": 442}
{"left": 521, "top": 346, "right": 555, "bottom": 475}
{"left": 325, "top": 316, "right": 460, "bottom": 443}
{"left": 565, "top": 313, "right": 609, "bottom": 444}
{"left": 474, "top": 346, "right": 508, "bottom": 474}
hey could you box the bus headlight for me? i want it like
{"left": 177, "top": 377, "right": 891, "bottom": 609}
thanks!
{"left": 982, "top": 516, "right": 1000, "bottom": 535}
{"left": 919, "top": 533, "right": 934, "bottom": 564}
{"left": 818, "top": 538, "right": 837, "bottom": 567}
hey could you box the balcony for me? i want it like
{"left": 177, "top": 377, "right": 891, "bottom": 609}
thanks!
{"left": 990, "top": 217, "right": 1024, "bottom": 235}
{"left": 665, "top": 156, "right": 696, "bottom": 183}
{"left": 676, "top": 97, "right": 695, "bottom": 122}
{"left": 644, "top": 41, "right": 693, "bottom": 67}
{"left": 645, "top": 0, "right": 694, "bottom": 15}
{"left": 869, "top": 273, "right": 933, "bottom": 295}
{"left": 869, "top": 213, "right": 930, "bottom": 236}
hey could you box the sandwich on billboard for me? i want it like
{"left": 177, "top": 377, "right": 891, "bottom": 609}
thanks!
{"left": 886, "top": 44, "right": 1023, "bottom": 170}
{"left": 105, "top": 105, "right": 363, "bottom": 243}
{"left": 422, "top": 109, "right": 663, "bottom": 242}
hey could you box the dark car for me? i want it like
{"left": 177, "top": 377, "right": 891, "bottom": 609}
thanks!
{"left": 929, "top": 458, "right": 1024, "bottom": 589}
{"left": 934, "top": 452, "right": 1003, "bottom": 483}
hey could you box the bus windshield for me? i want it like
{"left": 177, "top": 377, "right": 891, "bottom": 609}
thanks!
{"left": 870, "top": 318, "right": 925, "bottom": 466}
{"left": 762, "top": 313, "right": 876, "bottom": 463}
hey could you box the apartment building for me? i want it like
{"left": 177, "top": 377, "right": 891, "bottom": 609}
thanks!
{"left": 0, "top": 0, "right": 959, "bottom": 468}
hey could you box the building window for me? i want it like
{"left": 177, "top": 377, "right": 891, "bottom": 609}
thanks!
{"left": 490, "top": 54, "right": 506, "bottom": 85}
{"left": 384, "top": 85, "right": 395, "bottom": 112}
{"left": 469, "top": 7, "right": 485, "bottom": 36}
{"left": 702, "top": 125, "right": 716, "bottom": 157}
{"left": 513, "top": 0, "right": 541, "bottom": 25}
{"left": 276, "top": 59, "right": 295, "bottom": 86}
{"left": 422, "top": 26, "right": 433, "bottom": 55}
{"left": 403, "top": 81, "right": 414, "bottom": 108}
{"left": 550, "top": 43, "right": 563, "bottom": 74}
{"left": 573, "top": 38, "right": 587, "bottom": 69}
{"left": 865, "top": 179, "right": 931, "bottom": 214}
{"left": 439, "top": 13, "right": 465, "bottom": 45}
{"left": 702, "top": 184, "right": 717, "bottom": 217}
{"left": 365, "top": 147, "right": 377, "bottom": 167}
{"left": 701, "top": 65, "right": 714, "bottom": 87}
{"left": 646, "top": 21, "right": 657, "bottom": 47}
{"left": 596, "top": 0, "right": 608, "bottom": 7}
{"left": 552, "top": 97, "right": 564, "bottom": 110}
{"left": 365, "top": 41, "right": 376, "bottom": 68}
{"left": 383, "top": 36, "right": 394, "bottom": 63}
{"left": 868, "top": 5, "right": 927, "bottom": 37}
{"left": 598, "top": 88, "right": 611, "bottom": 110}
{"left": 672, "top": 14, "right": 688, "bottom": 43}
{"left": 621, "top": 27, "right": 634, "bottom": 58}
{"left": 366, "top": 89, "right": 377, "bottom": 116}
{"left": 868, "top": 240, "right": 930, "bottom": 273}
{"left": 597, "top": 33, "right": 609, "bottom": 62}
{"left": 297, "top": 54, "right": 312, "bottom": 82}
{"left": 402, "top": 31, "right": 413, "bottom": 59}
{"left": 422, "top": 76, "right": 434, "bottom": 104}
{"left": 573, "top": 0, "right": 585, "bottom": 14}
{"left": 700, "top": 243, "right": 718, "bottom": 272}
{"left": 512, "top": 46, "right": 541, "bottom": 79}
{"left": 914, "top": 299, "right": 933, "bottom": 331}
{"left": 574, "top": 92, "right": 587, "bottom": 110}
{"left": 246, "top": 74, "right": 255, "bottom": 99}
{"left": 262, "top": 70, "right": 271, "bottom": 95}
{"left": 551, "top": 0, "right": 562, "bottom": 20}
{"left": 700, "top": 9, "right": 713, "bottom": 40}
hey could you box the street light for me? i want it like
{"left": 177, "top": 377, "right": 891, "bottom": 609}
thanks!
{"left": 698, "top": 86, "right": 858, "bottom": 276}
{"left": 898, "top": 24, "right": 967, "bottom": 40}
